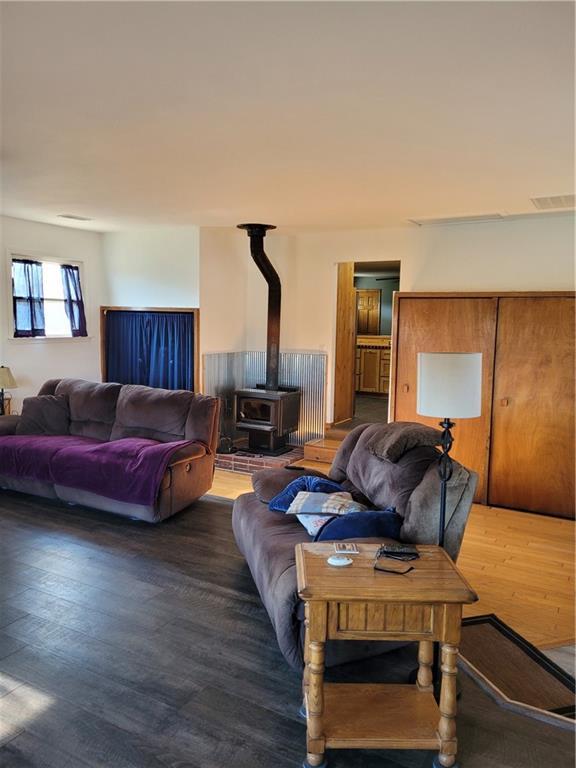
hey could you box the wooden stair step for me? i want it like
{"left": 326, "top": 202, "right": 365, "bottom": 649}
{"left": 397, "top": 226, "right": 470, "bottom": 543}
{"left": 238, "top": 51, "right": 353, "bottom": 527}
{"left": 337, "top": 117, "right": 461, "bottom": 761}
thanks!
{"left": 303, "top": 438, "right": 342, "bottom": 462}
{"left": 289, "top": 458, "right": 333, "bottom": 474}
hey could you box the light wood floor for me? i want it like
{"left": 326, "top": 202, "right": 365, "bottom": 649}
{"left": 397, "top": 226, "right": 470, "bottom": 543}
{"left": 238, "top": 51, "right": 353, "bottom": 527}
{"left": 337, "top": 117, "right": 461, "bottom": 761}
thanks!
{"left": 211, "top": 469, "right": 575, "bottom": 649}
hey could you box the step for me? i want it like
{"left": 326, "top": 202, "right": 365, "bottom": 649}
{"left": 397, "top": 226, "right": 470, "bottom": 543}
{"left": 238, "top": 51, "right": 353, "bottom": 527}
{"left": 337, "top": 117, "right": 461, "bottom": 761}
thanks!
{"left": 289, "top": 458, "right": 333, "bottom": 474}
{"left": 303, "top": 438, "right": 342, "bottom": 463}
{"left": 325, "top": 426, "right": 353, "bottom": 441}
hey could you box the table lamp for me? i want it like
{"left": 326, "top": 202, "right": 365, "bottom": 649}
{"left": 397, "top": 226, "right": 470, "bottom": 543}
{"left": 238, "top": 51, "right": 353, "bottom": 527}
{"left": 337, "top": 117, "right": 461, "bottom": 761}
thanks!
{"left": 417, "top": 352, "right": 482, "bottom": 548}
{"left": 0, "top": 366, "right": 17, "bottom": 416}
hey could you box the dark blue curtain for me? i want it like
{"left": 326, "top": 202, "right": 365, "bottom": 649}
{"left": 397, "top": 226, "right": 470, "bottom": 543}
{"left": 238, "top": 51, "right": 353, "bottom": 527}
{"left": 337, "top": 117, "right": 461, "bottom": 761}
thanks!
{"left": 61, "top": 264, "right": 88, "bottom": 337}
{"left": 105, "top": 311, "right": 195, "bottom": 390}
{"left": 12, "top": 259, "right": 45, "bottom": 337}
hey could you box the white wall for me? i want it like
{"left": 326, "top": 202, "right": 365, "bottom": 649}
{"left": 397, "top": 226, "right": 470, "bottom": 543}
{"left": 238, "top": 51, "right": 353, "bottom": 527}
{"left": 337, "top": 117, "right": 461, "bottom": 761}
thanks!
{"left": 238, "top": 213, "right": 575, "bottom": 421}
{"left": 102, "top": 227, "right": 200, "bottom": 307}
{"left": 0, "top": 216, "right": 104, "bottom": 409}
{"left": 199, "top": 227, "right": 249, "bottom": 355}
{"left": 3, "top": 213, "right": 572, "bottom": 418}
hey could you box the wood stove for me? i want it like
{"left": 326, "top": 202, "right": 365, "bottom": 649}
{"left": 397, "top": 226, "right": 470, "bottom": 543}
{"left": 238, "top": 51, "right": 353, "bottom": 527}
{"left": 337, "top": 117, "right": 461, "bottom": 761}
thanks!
{"left": 234, "top": 223, "right": 301, "bottom": 455}
{"left": 235, "top": 386, "right": 300, "bottom": 454}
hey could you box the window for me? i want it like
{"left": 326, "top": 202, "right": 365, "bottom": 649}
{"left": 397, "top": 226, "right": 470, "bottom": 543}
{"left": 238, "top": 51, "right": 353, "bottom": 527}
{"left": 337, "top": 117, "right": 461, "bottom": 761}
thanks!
{"left": 11, "top": 256, "right": 87, "bottom": 338}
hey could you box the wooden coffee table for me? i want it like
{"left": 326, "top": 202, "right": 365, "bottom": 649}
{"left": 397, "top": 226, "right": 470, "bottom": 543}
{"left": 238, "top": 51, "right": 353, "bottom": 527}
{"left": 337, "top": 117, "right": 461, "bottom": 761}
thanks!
{"left": 295, "top": 542, "right": 478, "bottom": 768}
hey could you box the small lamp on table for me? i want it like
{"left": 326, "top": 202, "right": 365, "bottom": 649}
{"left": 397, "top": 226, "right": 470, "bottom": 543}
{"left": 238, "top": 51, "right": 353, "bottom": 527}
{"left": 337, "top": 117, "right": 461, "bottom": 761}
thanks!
{"left": 0, "top": 366, "right": 17, "bottom": 416}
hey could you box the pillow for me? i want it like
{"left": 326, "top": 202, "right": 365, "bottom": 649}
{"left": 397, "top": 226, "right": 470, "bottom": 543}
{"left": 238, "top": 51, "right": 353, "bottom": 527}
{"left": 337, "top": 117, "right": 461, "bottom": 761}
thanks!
{"left": 314, "top": 508, "right": 402, "bottom": 542}
{"left": 269, "top": 474, "right": 344, "bottom": 513}
{"left": 367, "top": 422, "right": 442, "bottom": 463}
{"left": 287, "top": 491, "right": 369, "bottom": 536}
{"left": 16, "top": 395, "right": 70, "bottom": 436}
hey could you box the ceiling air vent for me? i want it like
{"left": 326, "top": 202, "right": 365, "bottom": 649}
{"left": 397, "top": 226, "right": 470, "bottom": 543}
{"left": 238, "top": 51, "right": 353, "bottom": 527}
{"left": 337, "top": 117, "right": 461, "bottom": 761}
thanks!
{"left": 58, "top": 214, "right": 92, "bottom": 221}
{"left": 531, "top": 194, "right": 575, "bottom": 211}
{"left": 408, "top": 213, "right": 504, "bottom": 227}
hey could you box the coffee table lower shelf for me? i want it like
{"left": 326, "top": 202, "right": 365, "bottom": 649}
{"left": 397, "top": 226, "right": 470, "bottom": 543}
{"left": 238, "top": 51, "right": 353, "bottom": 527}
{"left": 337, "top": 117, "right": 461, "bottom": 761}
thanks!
{"left": 320, "top": 683, "right": 441, "bottom": 750}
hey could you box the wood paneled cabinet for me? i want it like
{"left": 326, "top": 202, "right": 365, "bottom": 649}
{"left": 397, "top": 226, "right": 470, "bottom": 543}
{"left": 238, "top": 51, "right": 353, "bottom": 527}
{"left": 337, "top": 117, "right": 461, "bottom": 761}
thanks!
{"left": 356, "top": 337, "right": 391, "bottom": 395}
{"left": 390, "top": 292, "right": 575, "bottom": 518}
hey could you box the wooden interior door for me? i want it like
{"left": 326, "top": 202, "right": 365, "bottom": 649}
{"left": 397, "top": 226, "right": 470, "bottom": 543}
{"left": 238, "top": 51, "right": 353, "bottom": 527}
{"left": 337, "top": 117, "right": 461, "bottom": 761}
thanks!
{"left": 393, "top": 297, "right": 498, "bottom": 503}
{"left": 359, "top": 348, "right": 381, "bottom": 392}
{"left": 333, "top": 263, "right": 357, "bottom": 424}
{"left": 357, "top": 290, "right": 381, "bottom": 335}
{"left": 489, "top": 297, "right": 575, "bottom": 518}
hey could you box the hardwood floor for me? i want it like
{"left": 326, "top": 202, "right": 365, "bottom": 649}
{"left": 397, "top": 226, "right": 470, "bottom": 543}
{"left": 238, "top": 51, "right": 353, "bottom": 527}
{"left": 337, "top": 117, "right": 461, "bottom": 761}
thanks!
{"left": 212, "top": 470, "right": 575, "bottom": 649}
{"left": 0, "top": 489, "right": 573, "bottom": 767}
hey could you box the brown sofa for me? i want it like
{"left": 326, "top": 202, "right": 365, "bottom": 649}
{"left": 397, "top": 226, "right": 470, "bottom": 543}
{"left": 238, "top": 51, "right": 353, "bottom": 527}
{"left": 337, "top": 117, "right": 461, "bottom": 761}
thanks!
{"left": 0, "top": 378, "right": 220, "bottom": 522}
{"left": 233, "top": 422, "right": 478, "bottom": 670}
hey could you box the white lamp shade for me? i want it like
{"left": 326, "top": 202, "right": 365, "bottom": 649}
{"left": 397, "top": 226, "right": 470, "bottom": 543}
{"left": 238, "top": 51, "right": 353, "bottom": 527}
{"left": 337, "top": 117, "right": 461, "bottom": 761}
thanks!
{"left": 0, "top": 367, "right": 16, "bottom": 389}
{"left": 417, "top": 353, "right": 482, "bottom": 419}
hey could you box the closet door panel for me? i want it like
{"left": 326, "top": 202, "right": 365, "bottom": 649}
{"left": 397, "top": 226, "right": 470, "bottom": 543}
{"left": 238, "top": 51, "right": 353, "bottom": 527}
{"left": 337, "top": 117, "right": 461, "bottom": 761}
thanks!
{"left": 393, "top": 298, "right": 498, "bottom": 503}
{"left": 489, "top": 297, "right": 575, "bottom": 518}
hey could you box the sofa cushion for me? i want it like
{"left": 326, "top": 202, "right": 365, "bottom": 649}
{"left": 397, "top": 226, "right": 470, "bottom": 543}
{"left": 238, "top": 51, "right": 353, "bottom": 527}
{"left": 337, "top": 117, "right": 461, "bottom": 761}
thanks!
{"left": 269, "top": 474, "right": 343, "bottom": 512}
{"left": 48, "top": 437, "right": 194, "bottom": 506}
{"left": 344, "top": 423, "right": 440, "bottom": 517}
{"left": 0, "top": 416, "right": 21, "bottom": 436}
{"left": 37, "top": 379, "right": 62, "bottom": 396}
{"left": 184, "top": 393, "right": 220, "bottom": 452}
{"left": 111, "top": 385, "right": 194, "bottom": 442}
{"left": 55, "top": 379, "right": 121, "bottom": 441}
{"left": 314, "top": 508, "right": 402, "bottom": 542}
{"left": 0, "top": 435, "right": 99, "bottom": 484}
{"left": 401, "top": 460, "right": 471, "bottom": 556}
{"left": 16, "top": 395, "right": 70, "bottom": 436}
{"left": 329, "top": 424, "right": 371, "bottom": 482}
{"left": 367, "top": 422, "right": 443, "bottom": 463}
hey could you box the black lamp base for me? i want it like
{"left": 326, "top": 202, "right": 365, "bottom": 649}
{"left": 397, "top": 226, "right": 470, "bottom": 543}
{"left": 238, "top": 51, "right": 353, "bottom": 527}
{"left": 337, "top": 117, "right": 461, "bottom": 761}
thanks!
{"left": 434, "top": 418, "right": 456, "bottom": 702}
{"left": 0, "top": 389, "right": 5, "bottom": 417}
{"left": 437, "top": 418, "right": 455, "bottom": 549}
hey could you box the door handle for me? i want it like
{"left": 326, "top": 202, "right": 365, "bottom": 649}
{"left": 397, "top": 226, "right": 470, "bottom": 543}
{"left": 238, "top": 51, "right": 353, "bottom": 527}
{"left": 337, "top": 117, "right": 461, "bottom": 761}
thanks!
{"left": 402, "top": 384, "right": 409, "bottom": 394}
{"left": 500, "top": 398, "right": 509, "bottom": 407}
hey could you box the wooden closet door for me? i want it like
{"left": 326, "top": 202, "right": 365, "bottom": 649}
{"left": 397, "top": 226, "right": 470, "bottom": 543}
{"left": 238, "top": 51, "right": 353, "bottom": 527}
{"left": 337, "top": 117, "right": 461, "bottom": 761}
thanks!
{"left": 393, "top": 298, "right": 498, "bottom": 503}
{"left": 489, "top": 297, "right": 575, "bottom": 518}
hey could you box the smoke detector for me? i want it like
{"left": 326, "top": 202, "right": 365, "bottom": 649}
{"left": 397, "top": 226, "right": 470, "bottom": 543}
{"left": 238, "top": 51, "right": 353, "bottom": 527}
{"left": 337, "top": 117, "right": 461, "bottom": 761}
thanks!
{"left": 530, "top": 194, "right": 575, "bottom": 211}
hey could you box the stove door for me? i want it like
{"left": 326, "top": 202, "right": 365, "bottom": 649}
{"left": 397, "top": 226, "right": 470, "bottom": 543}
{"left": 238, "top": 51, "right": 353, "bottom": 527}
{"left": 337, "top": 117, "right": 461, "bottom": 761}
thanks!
{"left": 237, "top": 397, "right": 277, "bottom": 426}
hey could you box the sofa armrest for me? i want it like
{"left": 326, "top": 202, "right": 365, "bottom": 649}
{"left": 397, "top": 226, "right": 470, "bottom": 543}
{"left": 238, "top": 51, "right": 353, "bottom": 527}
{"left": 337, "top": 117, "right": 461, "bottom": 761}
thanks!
{"left": 0, "top": 415, "right": 20, "bottom": 436}
{"left": 168, "top": 443, "right": 207, "bottom": 467}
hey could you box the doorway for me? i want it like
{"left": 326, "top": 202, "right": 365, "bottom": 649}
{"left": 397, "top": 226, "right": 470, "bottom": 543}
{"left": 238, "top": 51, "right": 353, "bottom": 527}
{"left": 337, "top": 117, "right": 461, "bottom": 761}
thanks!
{"left": 333, "top": 261, "right": 400, "bottom": 430}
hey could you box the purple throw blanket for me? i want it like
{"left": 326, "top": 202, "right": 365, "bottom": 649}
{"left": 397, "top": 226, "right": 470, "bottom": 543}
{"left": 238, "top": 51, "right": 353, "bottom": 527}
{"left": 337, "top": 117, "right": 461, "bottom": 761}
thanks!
{"left": 0, "top": 436, "right": 196, "bottom": 506}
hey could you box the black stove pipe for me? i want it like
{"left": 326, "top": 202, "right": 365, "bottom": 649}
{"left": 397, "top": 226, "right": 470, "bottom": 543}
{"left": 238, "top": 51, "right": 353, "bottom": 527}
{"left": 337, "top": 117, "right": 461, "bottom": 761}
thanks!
{"left": 237, "top": 223, "right": 280, "bottom": 391}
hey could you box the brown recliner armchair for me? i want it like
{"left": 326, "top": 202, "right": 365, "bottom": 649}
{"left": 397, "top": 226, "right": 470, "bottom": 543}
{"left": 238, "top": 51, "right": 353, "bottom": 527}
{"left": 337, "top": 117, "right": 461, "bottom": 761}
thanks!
{"left": 232, "top": 422, "right": 477, "bottom": 670}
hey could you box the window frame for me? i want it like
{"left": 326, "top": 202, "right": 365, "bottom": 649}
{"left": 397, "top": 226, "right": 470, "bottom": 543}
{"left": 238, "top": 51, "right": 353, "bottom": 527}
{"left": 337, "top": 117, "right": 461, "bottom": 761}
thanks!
{"left": 5, "top": 249, "right": 91, "bottom": 343}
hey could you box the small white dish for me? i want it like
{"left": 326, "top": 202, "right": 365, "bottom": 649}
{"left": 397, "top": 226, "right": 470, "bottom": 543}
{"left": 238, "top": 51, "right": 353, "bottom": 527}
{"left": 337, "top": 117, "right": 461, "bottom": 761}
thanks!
{"left": 327, "top": 555, "right": 353, "bottom": 567}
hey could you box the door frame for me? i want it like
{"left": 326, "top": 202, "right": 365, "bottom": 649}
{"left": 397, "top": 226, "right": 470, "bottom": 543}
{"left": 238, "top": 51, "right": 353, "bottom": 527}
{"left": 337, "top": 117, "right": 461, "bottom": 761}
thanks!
{"left": 333, "top": 261, "right": 401, "bottom": 426}
{"left": 332, "top": 264, "right": 357, "bottom": 425}
{"left": 100, "top": 306, "right": 200, "bottom": 392}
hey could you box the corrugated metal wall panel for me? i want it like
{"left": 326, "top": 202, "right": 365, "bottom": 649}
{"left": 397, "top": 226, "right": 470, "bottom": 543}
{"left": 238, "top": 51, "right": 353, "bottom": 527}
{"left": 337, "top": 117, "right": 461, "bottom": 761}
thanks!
{"left": 203, "top": 351, "right": 326, "bottom": 446}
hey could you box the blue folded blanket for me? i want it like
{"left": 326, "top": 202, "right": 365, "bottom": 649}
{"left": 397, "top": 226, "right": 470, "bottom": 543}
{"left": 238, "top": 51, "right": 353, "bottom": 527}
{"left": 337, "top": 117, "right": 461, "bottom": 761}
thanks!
{"left": 269, "top": 475, "right": 344, "bottom": 512}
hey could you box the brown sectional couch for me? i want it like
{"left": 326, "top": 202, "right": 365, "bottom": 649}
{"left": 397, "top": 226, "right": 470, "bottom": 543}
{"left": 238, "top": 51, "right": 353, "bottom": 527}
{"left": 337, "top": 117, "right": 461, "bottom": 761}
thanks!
{"left": 0, "top": 378, "right": 220, "bottom": 522}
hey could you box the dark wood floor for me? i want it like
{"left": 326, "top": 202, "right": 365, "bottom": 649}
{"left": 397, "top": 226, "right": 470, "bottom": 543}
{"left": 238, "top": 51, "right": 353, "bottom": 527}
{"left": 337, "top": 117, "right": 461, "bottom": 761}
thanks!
{"left": 0, "top": 491, "right": 573, "bottom": 768}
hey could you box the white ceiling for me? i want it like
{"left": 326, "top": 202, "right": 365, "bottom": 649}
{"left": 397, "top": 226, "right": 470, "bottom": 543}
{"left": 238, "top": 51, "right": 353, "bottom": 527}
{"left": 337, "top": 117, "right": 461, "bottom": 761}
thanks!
{"left": 1, "top": 1, "right": 574, "bottom": 231}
